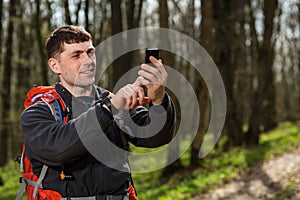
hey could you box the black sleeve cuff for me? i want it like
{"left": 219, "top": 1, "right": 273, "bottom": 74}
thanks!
{"left": 149, "top": 93, "right": 170, "bottom": 113}
{"left": 95, "top": 104, "right": 113, "bottom": 129}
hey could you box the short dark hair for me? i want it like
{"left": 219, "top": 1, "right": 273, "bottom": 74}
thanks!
{"left": 46, "top": 25, "right": 92, "bottom": 59}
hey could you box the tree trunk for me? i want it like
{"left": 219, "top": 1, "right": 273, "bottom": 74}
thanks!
{"left": 213, "top": 0, "right": 245, "bottom": 148}
{"left": 246, "top": 0, "right": 278, "bottom": 145}
{"left": 46, "top": 0, "right": 53, "bottom": 29}
{"left": 12, "top": 2, "right": 31, "bottom": 158}
{"left": 85, "top": 0, "right": 90, "bottom": 33}
{"left": 16, "top": 3, "right": 31, "bottom": 110}
{"left": 0, "top": 0, "right": 3, "bottom": 65}
{"left": 75, "top": 0, "right": 82, "bottom": 25}
{"left": 159, "top": 0, "right": 169, "bottom": 29}
{"left": 64, "top": 0, "right": 72, "bottom": 24}
{"left": 0, "top": 0, "right": 16, "bottom": 166}
{"left": 123, "top": 0, "right": 144, "bottom": 82}
{"left": 34, "top": 0, "right": 48, "bottom": 85}
{"left": 260, "top": 0, "right": 278, "bottom": 131}
{"left": 190, "top": 0, "right": 213, "bottom": 167}
{"left": 158, "top": 0, "right": 182, "bottom": 175}
{"left": 296, "top": 2, "right": 300, "bottom": 117}
{"left": 96, "top": 0, "right": 107, "bottom": 44}
{"left": 125, "top": 0, "right": 144, "bottom": 29}
{"left": 126, "top": 0, "right": 135, "bottom": 30}
{"left": 110, "top": 0, "right": 131, "bottom": 90}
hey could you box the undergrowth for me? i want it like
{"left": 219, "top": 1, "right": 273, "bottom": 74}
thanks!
{"left": 0, "top": 121, "right": 299, "bottom": 200}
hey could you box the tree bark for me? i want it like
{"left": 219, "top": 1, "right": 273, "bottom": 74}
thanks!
{"left": 158, "top": 0, "right": 183, "bottom": 175}
{"left": 64, "top": 0, "right": 72, "bottom": 24}
{"left": 109, "top": 0, "right": 132, "bottom": 90}
{"left": 46, "top": 0, "right": 53, "bottom": 30}
{"left": 190, "top": 0, "right": 213, "bottom": 167}
{"left": 126, "top": 0, "right": 135, "bottom": 29}
{"left": 85, "top": 0, "right": 90, "bottom": 33}
{"left": 34, "top": 0, "right": 48, "bottom": 85}
{"left": 296, "top": 2, "right": 300, "bottom": 117}
{"left": 96, "top": 0, "right": 107, "bottom": 44}
{"left": 75, "top": 0, "right": 82, "bottom": 25}
{"left": 246, "top": 0, "right": 278, "bottom": 145}
{"left": 0, "top": 0, "right": 17, "bottom": 166}
{"left": 213, "top": 0, "right": 245, "bottom": 148}
{"left": 16, "top": 2, "right": 31, "bottom": 110}
{"left": 0, "top": 0, "right": 3, "bottom": 65}
{"left": 125, "top": 0, "right": 144, "bottom": 29}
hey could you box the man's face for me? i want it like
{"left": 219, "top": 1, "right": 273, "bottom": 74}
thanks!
{"left": 52, "top": 40, "right": 96, "bottom": 93}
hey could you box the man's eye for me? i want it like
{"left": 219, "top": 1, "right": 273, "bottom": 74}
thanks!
{"left": 72, "top": 54, "right": 80, "bottom": 59}
{"left": 88, "top": 50, "right": 95, "bottom": 57}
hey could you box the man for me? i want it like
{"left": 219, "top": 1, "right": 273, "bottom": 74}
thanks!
{"left": 21, "top": 25, "right": 175, "bottom": 199}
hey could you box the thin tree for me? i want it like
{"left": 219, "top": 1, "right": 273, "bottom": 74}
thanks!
{"left": 34, "top": 0, "right": 49, "bottom": 85}
{"left": 296, "top": 2, "right": 300, "bottom": 117}
{"left": 158, "top": 0, "right": 183, "bottom": 175}
{"left": 189, "top": 0, "right": 213, "bottom": 166}
{"left": 0, "top": 0, "right": 17, "bottom": 166}
{"left": 74, "top": 0, "right": 82, "bottom": 25}
{"left": 246, "top": 0, "right": 279, "bottom": 145}
{"left": 11, "top": 0, "right": 33, "bottom": 158}
{"left": 85, "top": 0, "right": 90, "bottom": 33}
{"left": 64, "top": 0, "right": 72, "bottom": 25}
{"left": 213, "top": 0, "right": 245, "bottom": 148}
{"left": 46, "top": 0, "right": 53, "bottom": 29}
{"left": 0, "top": 0, "right": 3, "bottom": 65}
{"left": 110, "top": 0, "right": 131, "bottom": 90}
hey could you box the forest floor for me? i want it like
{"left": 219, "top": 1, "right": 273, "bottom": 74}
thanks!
{"left": 191, "top": 147, "right": 300, "bottom": 200}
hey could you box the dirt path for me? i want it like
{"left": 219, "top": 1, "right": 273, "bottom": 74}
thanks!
{"left": 191, "top": 147, "right": 300, "bottom": 200}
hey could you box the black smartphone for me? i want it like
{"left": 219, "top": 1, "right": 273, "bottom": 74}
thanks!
{"left": 145, "top": 48, "right": 159, "bottom": 63}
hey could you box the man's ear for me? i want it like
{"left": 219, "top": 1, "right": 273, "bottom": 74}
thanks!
{"left": 48, "top": 58, "right": 61, "bottom": 75}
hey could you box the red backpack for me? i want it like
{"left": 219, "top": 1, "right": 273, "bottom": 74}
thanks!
{"left": 16, "top": 86, "right": 138, "bottom": 200}
{"left": 16, "top": 86, "right": 67, "bottom": 200}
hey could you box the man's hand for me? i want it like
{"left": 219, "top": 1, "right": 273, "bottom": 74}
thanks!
{"left": 110, "top": 79, "right": 150, "bottom": 110}
{"left": 138, "top": 56, "right": 167, "bottom": 105}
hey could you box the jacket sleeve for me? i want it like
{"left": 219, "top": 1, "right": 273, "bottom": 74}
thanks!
{"left": 21, "top": 101, "right": 113, "bottom": 166}
{"left": 120, "top": 93, "right": 176, "bottom": 148}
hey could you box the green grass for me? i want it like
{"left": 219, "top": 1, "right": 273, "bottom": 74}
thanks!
{"left": 0, "top": 121, "right": 300, "bottom": 200}
{"left": 133, "top": 121, "right": 300, "bottom": 199}
{"left": 0, "top": 160, "right": 23, "bottom": 200}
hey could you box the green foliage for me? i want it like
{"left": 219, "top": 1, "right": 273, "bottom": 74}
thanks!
{"left": 0, "top": 121, "right": 299, "bottom": 200}
{"left": 133, "top": 121, "right": 300, "bottom": 199}
{"left": 0, "top": 160, "right": 23, "bottom": 200}
{"left": 274, "top": 175, "right": 300, "bottom": 200}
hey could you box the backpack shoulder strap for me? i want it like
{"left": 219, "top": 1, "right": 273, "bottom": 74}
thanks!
{"left": 42, "top": 95, "right": 67, "bottom": 123}
{"left": 24, "top": 86, "right": 68, "bottom": 123}
{"left": 16, "top": 86, "right": 68, "bottom": 200}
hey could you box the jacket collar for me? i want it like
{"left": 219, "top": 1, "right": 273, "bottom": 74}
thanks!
{"left": 54, "top": 83, "right": 104, "bottom": 108}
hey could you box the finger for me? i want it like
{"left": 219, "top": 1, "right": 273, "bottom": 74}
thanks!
{"left": 136, "top": 87, "right": 146, "bottom": 105}
{"left": 142, "top": 96, "right": 151, "bottom": 104}
{"left": 138, "top": 69, "right": 157, "bottom": 83}
{"left": 141, "top": 63, "right": 158, "bottom": 74}
{"left": 130, "top": 90, "right": 138, "bottom": 108}
{"left": 133, "top": 76, "right": 144, "bottom": 86}
{"left": 124, "top": 84, "right": 135, "bottom": 96}
{"left": 125, "top": 94, "right": 133, "bottom": 109}
{"left": 137, "top": 96, "right": 150, "bottom": 104}
{"left": 149, "top": 56, "right": 163, "bottom": 69}
{"left": 149, "top": 56, "right": 167, "bottom": 77}
{"left": 149, "top": 56, "right": 159, "bottom": 63}
{"left": 108, "top": 92, "right": 115, "bottom": 98}
{"left": 138, "top": 76, "right": 150, "bottom": 86}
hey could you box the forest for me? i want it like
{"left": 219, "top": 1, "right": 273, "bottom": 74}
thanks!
{"left": 0, "top": 0, "right": 299, "bottom": 199}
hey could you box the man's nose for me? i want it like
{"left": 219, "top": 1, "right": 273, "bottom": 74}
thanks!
{"left": 82, "top": 52, "right": 93, "bottom": 64}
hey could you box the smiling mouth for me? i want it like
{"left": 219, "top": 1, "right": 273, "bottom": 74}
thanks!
{"left": 79, "top": 69, "right": 94, "bottom": 75}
